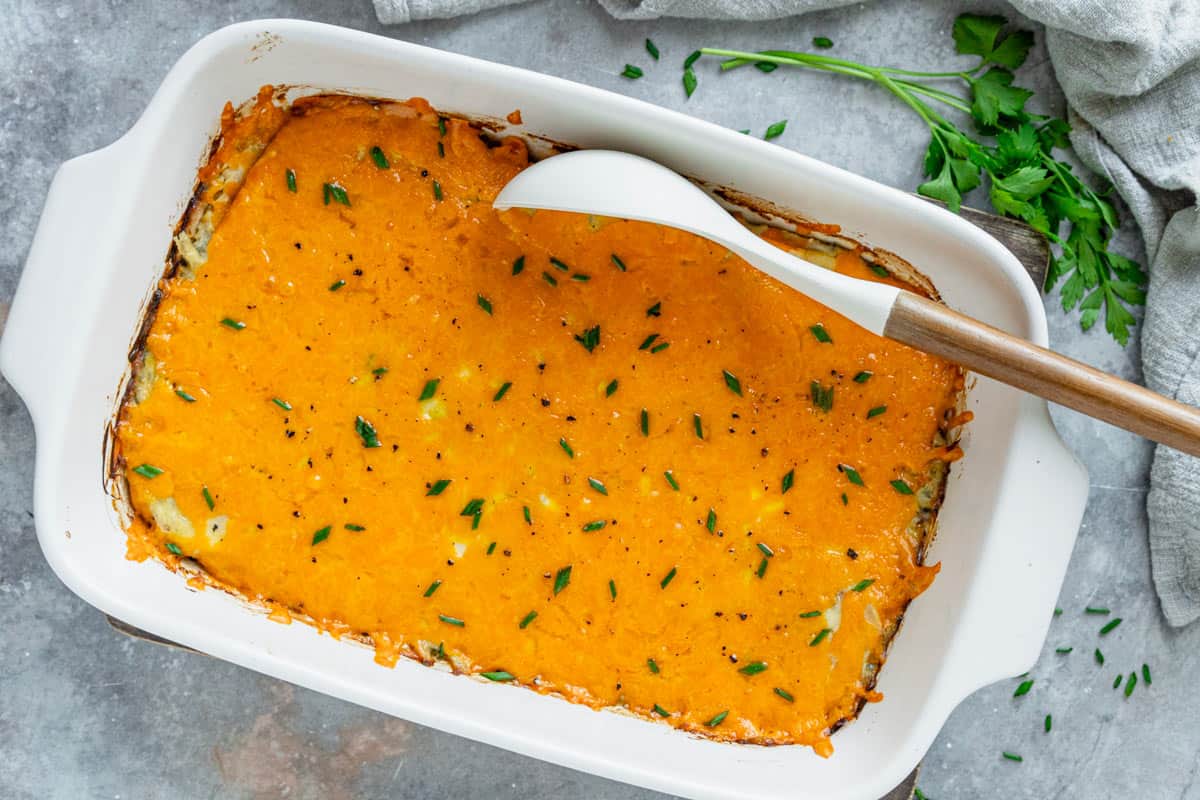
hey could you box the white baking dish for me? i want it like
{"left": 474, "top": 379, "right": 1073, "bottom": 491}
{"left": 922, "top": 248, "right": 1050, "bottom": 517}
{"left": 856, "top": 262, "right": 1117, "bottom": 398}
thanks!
{"left": 0, "top": 19, "right": 1088, "bottom": 800}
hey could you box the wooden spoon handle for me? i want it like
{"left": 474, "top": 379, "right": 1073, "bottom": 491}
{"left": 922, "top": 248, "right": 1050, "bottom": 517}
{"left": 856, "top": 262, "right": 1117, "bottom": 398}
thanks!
{"left": 884, "top": 292, "right": 1200, "bottom": 457}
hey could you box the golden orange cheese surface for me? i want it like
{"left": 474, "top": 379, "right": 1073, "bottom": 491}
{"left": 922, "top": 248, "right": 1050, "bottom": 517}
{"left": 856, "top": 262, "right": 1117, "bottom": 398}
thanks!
{"left": 115, "top": 93, "right": 963, "bottom": 755}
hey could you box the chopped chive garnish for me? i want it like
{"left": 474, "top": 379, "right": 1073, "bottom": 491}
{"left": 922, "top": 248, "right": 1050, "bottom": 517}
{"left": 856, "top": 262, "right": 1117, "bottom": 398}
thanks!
{"left": 553, "top": 565, "right": 572, "bottom": 595}
{"left": 132, "top": 464, "right": 163, "bottom": 479}
{"left": 640, "top": 408, "right": 649, "bottom": 436}
{"left": 660, "top": 566, "right": 677, "bottom": 588}
{"left": 1013, "top": 679, "right": 1033, "bottom": 697}
{"left": 1044, "top": 714, "right": 1052, "bottom": 733}
{"left": 650, "top": 341, "right": 669, "bottom": 354}
{"left": 1055, "top": 647, "right": 1073, "bottom": 654}
{"left": 853, "top": 370, "right": 873, "bottom": 383}
{"left": 774, "top": 687, "right": 795, "bottom": 702}
{"left": 582, "top": 519, "right": 607, "bottom": 532}
{"left": 810, "top": 628, "right": 832, "bottom": 646}
{"left": 809, "top": 323, "right": 832, "bottom": 343}
{"left": 781, "top": 469, "right": 794, "bottom": 494}
{"left": 867, "top": 405, "right": 888, "bottom": 419}
{"left": 439, "top": 614, "right": 465, "bottom": 627}
{"left": 645, "top": 38, "right": 659, "bottom": 60}
{"left": 550, "top": 257, "right": 571, "bottom": 272}
{"left": 323, "top": 182, "right": 350, "bottom": 206}
{"left": 312, "top": 526, "right": 331, "bottom": 545}
{"left": 605, "top": 379, "right": 619, "bottom": 397}
{"left": 286, "top": 168, "right": 297, "bottom": 192}
{"left": 1143, "top": 664, "right": 1152, "bottom": 685}
{"left": 722, "top": 369, "right": 742, "bottom": 396}
{"left": 486, "top": 541, "right": 496, "bottom": 555}
{"left": 1095, "top": 648, "right": 1105, "bottom": 665}
{"left": 493, "top": 382, "right": 513, "bottom": 402}
{"left": 609, "top": 579, "right": 617, "bottom": 599}
{"left": 512, "top": 255, "right": 526, "bottom": 275}
{"left": 1099, "top": 618, "right": 1122, "bottom": 635}
{"left": 890, "top": 479, "right": 914, "bottom": 495}
{"left": 419, "top": 378, "right": 440, "bottom": 401}
{"left": 559, "top": 438, "right": 575, "bottom": 458}
{"left": 571, "top": 273, "right": 590, "bottom": 282}
{"left": 1113, "top": 674, "right": 1122, "bottom": 689}
{"left": 542, "top": 271, "right": 558, "bottom": 286}
{"left": 664, "top": 471, "right": 680, "bottom": 491}
{"left": 739, "top": 661, "right": 767, "bottom": 675}
{"left": 841, "top": 492, "right": 849, "bottom": 505}
{"left": 813, "top": 35, "right": 834, "bottom": 48}
{"left": 427, "top": 479, "right": 452, "bottom": 496}
{"left": 705, "top": 710, "right": 729, "bottom": 727}
{"left": 329, "top": 279, "right": 346, "bottom": 291}
{"left": 811, "top": 381, "right": 834, "bottom": 412}
{"left": 220, "top": 317, "right": 246, "bottom": 330}
{"left": 647, "top": 658, "right": 660, "bottom": 674}
{"left": 202, "top": 486, "right": 215, "bottom": 510}
{"left": 869, "top": 263, "right": 890, "bottom": 278}
{"left": 344, "top": 524, "right": 365, "bottom": 531}
{"left": 755, "top": 61, "right": 777, "bottom": 73}
{"left": 519, "top": 610, "right": 538, "bottom": 629}
{"left": 471, "top": 512, "right": 482, "bottom": 530}
{"left": 373, "top": 367, "right": 389, "bottom": 377}
{"left": 611, "top": 253, "right": 627, "bottom": 272}
{"left": 1002, "top": 752, "right": 1023, "bottom": 763}
{"left": 1085, "top": 607, "right": 1110, "bottom": 615}
{"left": 756, "top": 558, "right": 769, "bottom": 578}
{"left": 683, "top": 68, "right": 698, "bottom": 98}
{"left": 574, "top": 324, "right": 601, "bottom": 352}
{"left": 1124, "top": 672, "right": 1137, "bottom": 697}
{"left": 482, "top": 671, "right": 515, "bottom": 682}
{"left": 639, "top": 333, "right": 660, "bottom": 350}
{"left": 437, "top": 141, "right": 445, "bottom": 158}
{"left": 370, "top": 146, "right": 389, "bottom": 169}
{"left": 424, "top": 580, "right": 442, "bottom": 597}
{"left": 646, "top": 301, "right": 661, "bottom": 316}
{"left": 652, "top": 703, "right": 670, "bottom": 717}
{"left": 840, "top": 464, "right": 865, "bottom": 486}
{"left": 693, "top": 413, "right": 704, "bottom": 439}
{"left": 174, "top": 388, "right": 196, "bottom": 403}
{"left": 272, "top": 397, "right": 292, "bottom": 411}
{"left": 621, "top": 64, "right": 644, "bottom": 79}
{"left": 684, "top": 50, "right": 701, "bottom": 69}
{"left": 438, "top": 116, "right": 447, "bottom": 136}
{"left": 432, "top": 180, "right": 443, "bottom": 201}
{"left": 764, "top": 120, "right": 787, "bottom": 140}
{"left": 587, "top": 477, "right": 608, "bottom": 495}
{"left": 355, "top": 415, "right": 381, "bottom": 448}
{"left": 165, "top": 541, "right": 183, "bottom": 556}
{"left": 1055, "top": 607, "right": 1063, "bottom": 616}
{"left": 477, "top": 294, "right": 493, "bottom": 315}
{"left": 757, "top": 542, "right": 774, "bottom": 558}
{"left": 799, "top": 610, "right": 822, "bottom": 618}
{"left": 851, "top": 578, "right": 875, "bottom": 592}
{"left": 523, "top": 505, "right": 532, "bottom": 525}
{"left": 460, "top": 498, "right": 484, "bottom": 516}
{"left": 706, "top": 509, "right": 717, "bottom": 533}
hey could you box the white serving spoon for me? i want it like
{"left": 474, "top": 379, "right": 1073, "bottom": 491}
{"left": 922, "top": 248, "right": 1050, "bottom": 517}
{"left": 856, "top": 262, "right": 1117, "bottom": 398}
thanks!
{"left": 495, "top": 149, "right": 1200, "bottom": 456}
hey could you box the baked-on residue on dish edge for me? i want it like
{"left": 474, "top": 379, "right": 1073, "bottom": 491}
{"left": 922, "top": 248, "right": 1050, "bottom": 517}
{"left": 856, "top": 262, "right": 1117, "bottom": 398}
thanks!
{"left": 113, "top": 88, "right": 967, "bottom": 756}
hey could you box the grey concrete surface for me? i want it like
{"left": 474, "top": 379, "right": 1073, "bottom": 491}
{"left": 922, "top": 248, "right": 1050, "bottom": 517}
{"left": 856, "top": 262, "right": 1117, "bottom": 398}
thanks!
{"left": 1, "top": 1, "right": 1194, "bottom": 798}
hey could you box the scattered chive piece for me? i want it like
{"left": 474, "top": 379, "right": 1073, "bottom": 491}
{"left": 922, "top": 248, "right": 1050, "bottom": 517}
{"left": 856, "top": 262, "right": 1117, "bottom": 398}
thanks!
{"left": 867, "top": 405, "right": 888, "bottom": 419}
{"left": 486, "top": 541, "right": 497, "bottom": 555}
{"left": 553, "top": 565, "right": 572, "bottom": 595}
{"left": 1044, "top": 714, "right": 1052, "bottom": 733}
{"left": 1055, "top": 647, "right": 1073, "bottom": 654}
{"left": 639, "top": 333, "right": 660, "bottom": 350}
{"left": 841, "top": 492, "right": 849, "bottom": 505}
{"left": 853, "top": 370, "right": 873, "bottom": 383}
{"left": 163, "top": 541, "right": 183, "bottom": 557}
{"left": 764, "top": 120, "right": 787, "bottom": 140}
{"left": 437, "top": 116, "right": 447, "bottom": 137}
{"left": 370, "top": 146, "right": 389, "bottom": 169}
{"left": 285, "top": 168, "right": 297, "bottom": 192}
{"left": 840, "top": 464, "right": 865, "bottom": 486}
{"left": 481, "top": 671, "right": 515, "bottom": 682}
{"left": 1013, "top": 679, "right": 1033, "bottom": 697}
{"left": 439, "top": 614, "right": 465, "bottom": 627}
{"left": 782, "top": 469, "right": 795, "bottom": 494}
{"left": 739, "top": 661, "right": 767, "bottom": 675}
{"left": 471, "top": 512, "right": 481, "bottom": 530}
{"left": 220, "top": 317, "right": 245, "bottom": 330}
{"left": 424, "top": 580, "right": 442, "bottom": 597}
{"left": 272, "top": 397, "right": 292, "bottom": 411}
{"left": 646, "top": 301, "right": 661, "bottom": 316}
{"left": 915, "top": 790, "right": 930, "bottom": 800}
{"left": 811, "top": 381, "right": 834, "bottom": 412}
{"left": 373, "top": 367, "right": 389, "bottom": 377}
{"left": 693, "top": 413, "right": 704, "bottom": 439}
{"left": 757, "top": 542, "right": 774, "bottom": 558}
{"left": 344, "top": 524, "right": 365, "bottom": 531}
{"left": 437, "top": 141, "right": 445, "bottom": 158}
{"left": 1002, "top": 752, "right": 1023, "bottom": 763}
{"left": 755, "top": 61, "right": 777, "bottom": 73}
{"left": 582, "top": 519, "right": 608, "bottom": 532}
{"left": 1124, "top": 672, "right": 1137, "bottom": 697}
{"left": 418, "top": 378, "right": 440, "bottom": 402}
{"left": 324, "top": 183, "right": 350, "bottom": 206}
{"left": 202, "top": 486, "right": 215, "bottom": 510}
{"left": 574, "top": 324, "right": 601, "bottom": 352}
{"left": 1113, "top": 674, "right": 1122, "bottom": 689}
{"left": 432, "top": 180, "right": 443, "bottom": 201}
{"left": 460, "top": 498, "right": 485, "bottom": 516}
{"left": 650, "top": 341, "right": 669, "bottom": 354}
{"left": 570, "top": 273, "right": 590, "bottom": 282}
{"left": 493, "top": 382, "right": 512, "bottom": 401}
{"left": 132, "top": 464, "right": 163, "bottom": 479}
{"left": 890, "top": 479, "right": 914, "bottom": 495}
{"left": 813, "top": 36, "right": 834, "bottom": 48}
{"left": 512, "top": 255, "right": 526, "bottom": 275}
{"left": 477, "top": 294, "right": 493, "bottom": 315}
{"left": 810, "top": 628, "right": 832, "bottom": 646}
{"left": 621, "top": 64, "right": 644, "bottom": 79}
{"left": 756, "top": 558, "right": 768, "bottom": 579}
{"left": 1099, "top": 618, "right": 1122, "bottom": 635}
{"left": 542, "top": 271, "right": 558, "bottom": 286}
{"left": 550, "top": 257, "right": 571, "bottom": 272}
{"left": 523, "top": 505, "right": 532, "bottom": 524}
{"left": 605, "top": 379, "right": 619, "bottom": 397}
{"left": 706, "top": 509, "right": 717, "bottom": 533}
{"left": 174, "top": 388, "right": 196, "bottom": 402}
{"left": 426, "top": 479, "right": 452, "bottom": 496}
{"left": 705, "top": 710, "right": 729, "bottom": 727}
{"left": 1095, "top": 648, "right": 1105, "bottom": 665}
{"left": 559, "top": 438, "right": 575, "bottom": 458}
{"left": 1055, "top": 607, "right": 1063, "bottom": 616}
{"left": 587, "top": 477, "right": 608, "bottom": 495}
{"left": 652, "top": 703, "right": 670, "bottom": 717}
{"left": 660, "top": 566, "right": 677, "bottom": 588}
{"left": 609, "top": 579, "right": 618, "bottom": 599}
{"left": 641, "top": 408, "right": 649, "bottom": 436}
{"left": 1085, "top": 607, "right": 1110, "bottom": 615}
{"left": 1143, "top": 664, "right": 1152, "bottom": 685}
{"left": 664, "top": 471, "right": 680, "bottom": 491}
{"left": 851, "top": 578, "right": 875, "bottom": 592}
{"left": 684, "top": 50, "right": 701, "bottom": 69}
{"left": 774, "top": 687, "right": 795, "bottom": 703}
{"left": 722, "top": 369, "right": 743, "bottom": 396}
{"left": 799, "top": 610, "right": 822, "bottom": 618}
{"left": 611, "top": 253, "right": 627, "bottom": 272}
{"left": 312, "top": 526, "right": 331, "bottom": 545}
{"left": 329, "top": 279, "right": 346, "bottom": 291}
{"left": 645, "top": 38, "right": 659, "bottom": 60}
{"left": 519, "top": 610, "right": 538, "bottom": 629}
{"left": 738, "top": 129, "right": 750, "bottom": 135}
{"left": 647, "top": 658, "right": 660, "bottom": 674}
{"left": 683, "top": 68, "right": 698, "bottom": 97}
{"left": 809, "top": 323, "right": 832, "bottom": 343}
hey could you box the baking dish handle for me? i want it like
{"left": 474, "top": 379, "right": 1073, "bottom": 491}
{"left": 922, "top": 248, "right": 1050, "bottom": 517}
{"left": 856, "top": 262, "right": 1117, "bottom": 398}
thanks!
{"left": 0, "top": 140, "right": 131, "bottom": 421}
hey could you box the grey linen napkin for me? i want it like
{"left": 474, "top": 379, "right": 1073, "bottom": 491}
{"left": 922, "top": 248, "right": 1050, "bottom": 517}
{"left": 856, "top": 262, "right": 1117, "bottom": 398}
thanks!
{"left": 373, "top": 0, "right": 1200, "bottom": 625}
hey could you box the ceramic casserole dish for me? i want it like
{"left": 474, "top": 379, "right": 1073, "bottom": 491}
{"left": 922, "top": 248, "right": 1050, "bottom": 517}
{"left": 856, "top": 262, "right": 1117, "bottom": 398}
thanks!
{"left": 0, "top": 19, "right": 1088, "bottom": 800}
